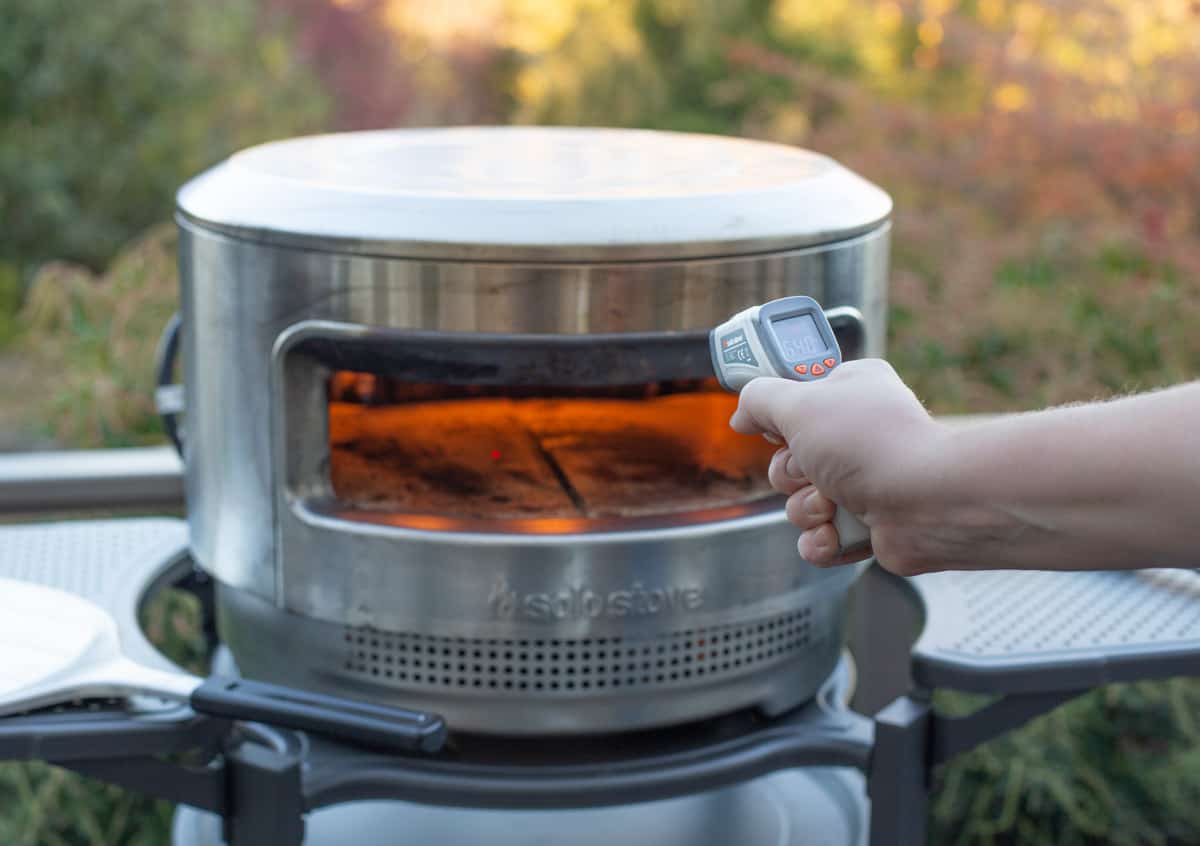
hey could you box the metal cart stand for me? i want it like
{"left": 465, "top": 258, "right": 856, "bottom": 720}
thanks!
{"left": 2, "top": 518, "right": 1199, "bottom": 846}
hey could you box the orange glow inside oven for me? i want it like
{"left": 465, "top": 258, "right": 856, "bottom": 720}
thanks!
{"left": 325, "top": 372, "right": 780, "bottom": 534}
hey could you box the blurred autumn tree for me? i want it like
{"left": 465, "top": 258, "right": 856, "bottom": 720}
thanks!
{"left": 264, "top": 0, "right": 508, "bottom": 128}
{"left": 495, "top": 0, "right": 1200, "bottom": 411}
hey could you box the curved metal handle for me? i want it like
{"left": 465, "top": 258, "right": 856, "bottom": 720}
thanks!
{"left": 825, "top": 305, "right": 867, "bottom": 361}
{"left": 154, "top": 312, "right": 184, "bottom": 457}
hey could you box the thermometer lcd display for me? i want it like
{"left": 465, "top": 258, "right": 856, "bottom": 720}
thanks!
{"left": 773, "top": 313, "right": 827, "bottom": 360}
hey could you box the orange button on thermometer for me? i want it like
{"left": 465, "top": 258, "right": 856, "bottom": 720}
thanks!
{"left": 810, "top": 363, "right": 826, "bottom": 376}
{"left": 793, "top": 364, "right": 808, "bottom": 375}
{"left": 824, "top": 358, "right": 837, "bottom": 368}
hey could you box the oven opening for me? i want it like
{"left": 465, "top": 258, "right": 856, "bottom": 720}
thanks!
{"left": 325, "top": 371, "right": 781, "bottom": 534}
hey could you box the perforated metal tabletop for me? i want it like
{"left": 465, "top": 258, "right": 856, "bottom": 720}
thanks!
{"left": 911, "top": 568, "right": 1200, "bottom": 692}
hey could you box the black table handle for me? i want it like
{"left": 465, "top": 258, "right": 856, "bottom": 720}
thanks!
{"left": 191, "top": 677, "right": 447, "bottom": 754}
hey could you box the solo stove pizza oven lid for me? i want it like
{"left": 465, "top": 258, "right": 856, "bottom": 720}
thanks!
{"left": 176, "top": 126, "right": 892, "bottom": 262}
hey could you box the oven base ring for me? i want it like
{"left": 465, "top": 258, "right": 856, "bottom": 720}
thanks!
{"left": 216, "top": 581, "right": 853, "bottom": 736}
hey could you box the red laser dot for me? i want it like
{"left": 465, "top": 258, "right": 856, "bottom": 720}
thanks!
{"left": 490, "top": 450, "right": 501, "bottom": 461}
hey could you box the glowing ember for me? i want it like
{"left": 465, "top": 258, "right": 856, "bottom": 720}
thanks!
{"left": 327, "top": 373, "right": 779, "bottom": 533}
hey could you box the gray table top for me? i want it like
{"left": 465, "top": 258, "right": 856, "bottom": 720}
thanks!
{"left": 910, "top": 567, "right": 1200, "bottom": 692}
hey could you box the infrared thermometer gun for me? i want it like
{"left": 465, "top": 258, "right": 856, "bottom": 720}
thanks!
{"left": 710, "top": 296, "right": 872, "bottom": 559}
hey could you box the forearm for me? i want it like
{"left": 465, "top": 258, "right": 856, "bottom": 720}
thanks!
{"left": 909, "top": 383, "right": 1200, "bottom": 571}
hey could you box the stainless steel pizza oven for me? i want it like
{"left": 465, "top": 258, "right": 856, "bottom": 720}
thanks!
{"left": 174, "top": 127, "right": 892, "bottom": 735}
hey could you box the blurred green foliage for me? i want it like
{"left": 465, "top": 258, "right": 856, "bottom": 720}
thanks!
{"left": 0, "top": 0, "right": 328, "bottom": 280}
{"left": 11, "top": 225, "right": 179, "bottom": 448}
{"left": 0, "top": 767, "right": 174, "bottom": 846}
{"left": 933, "top": 680, "right": 1200, "bottom": 845}
{"left": 0, "top": 264, "right": 20, "bottom": 347}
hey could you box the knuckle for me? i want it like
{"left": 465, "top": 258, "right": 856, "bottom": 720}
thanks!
{"left": 784, "top": 492, "right": 805, "bottom": 521}
{"left": 797, "top": 535, "right": 833, "bottom": 566}
{"left": 767, "top": 453, "right": 795, "bottom": 490}
{"left": 786, "top": 496, "right": 826, "bottom": 528}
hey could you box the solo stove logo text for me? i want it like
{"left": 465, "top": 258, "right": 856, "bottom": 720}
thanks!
{"left": 489, "top": 578, "right": 705, "bottom": 621}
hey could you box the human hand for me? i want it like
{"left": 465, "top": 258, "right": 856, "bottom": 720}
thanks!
{"left": 729, "top": 359, "right": 946, "bottom": 573}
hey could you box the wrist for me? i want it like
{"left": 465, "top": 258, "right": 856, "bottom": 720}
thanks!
{"left": 870, "top": 418, "right": 1023, "bottom": 574}
{"left": 874, "top": 417, "right": 956, "bottom": 514}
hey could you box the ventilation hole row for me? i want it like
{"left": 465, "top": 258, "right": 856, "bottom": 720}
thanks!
{"left": 340, "top": 611, "right": 812, "bottom": 692}
{"left": 340, "top": 609, "right": 811, "bottom": 652}
{"left": 343, "top": 636, "right": 808, "bottom": 691}
{"left": 342, "top": 634, "right": 633, "bottom": 649}
{"left": 346, "top": 631, "right": 807, "bottom": 676}
{"left": 346, "top": 624, "right": 808, "bottom": 668}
